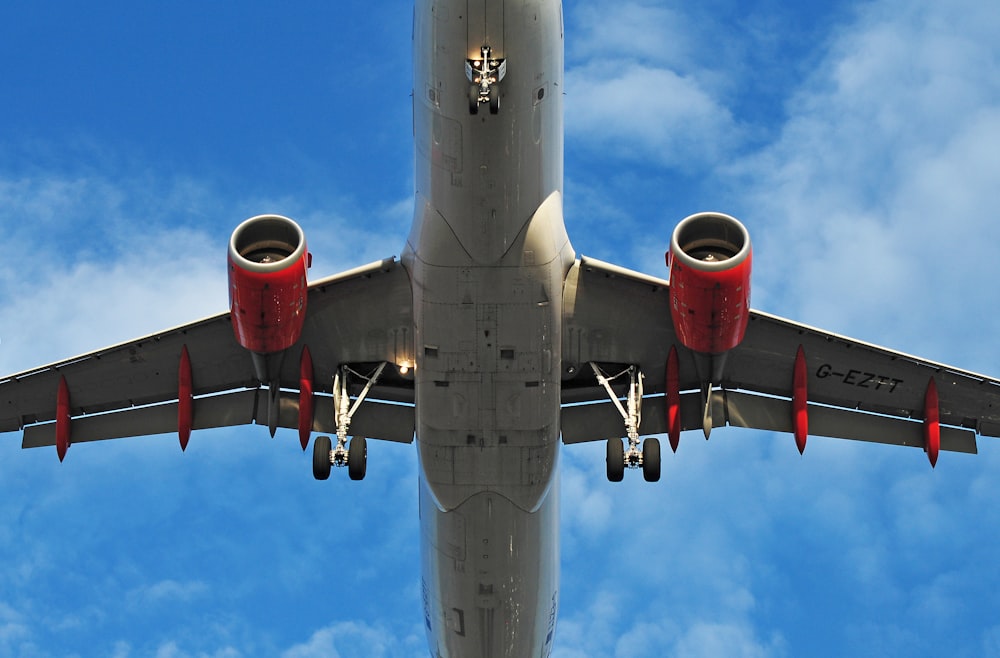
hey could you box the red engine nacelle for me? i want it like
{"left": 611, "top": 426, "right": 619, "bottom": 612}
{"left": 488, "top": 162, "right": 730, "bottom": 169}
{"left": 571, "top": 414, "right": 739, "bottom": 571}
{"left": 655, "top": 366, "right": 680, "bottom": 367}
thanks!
{"left": 667, "top": 212, "right": 752, "bottom": 354}
{"left": 228, "top": 214, "right": 310, "bottom": 354}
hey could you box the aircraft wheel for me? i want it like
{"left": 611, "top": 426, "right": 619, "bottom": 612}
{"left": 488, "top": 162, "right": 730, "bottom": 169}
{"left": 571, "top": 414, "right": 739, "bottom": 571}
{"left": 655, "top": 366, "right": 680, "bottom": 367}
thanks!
{"left": 642, "top": 437, "right": 661, "bottom": 483}
{"left": 488, "top": 86, "right": 500, "bottom": 114}
{"left": 469, "top": 85, "right": 480, "bottom": 115}
{"left": 606, "top": 438, "right": 624, "bottom": 482}
{"left": 348, "top": 436, "right": 368, "bottom": 481}
{"left": 313, "top": 435, "right": 332, "bottom": 481}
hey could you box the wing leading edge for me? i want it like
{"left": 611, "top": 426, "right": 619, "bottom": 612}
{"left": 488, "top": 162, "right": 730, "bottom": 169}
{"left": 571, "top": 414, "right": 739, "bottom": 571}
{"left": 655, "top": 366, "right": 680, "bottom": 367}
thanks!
{"left": 560, "top": 256, "right": 1000, "bottom": 458}
{"left": 1, "top": 258, "right": 416, "bottom": 453}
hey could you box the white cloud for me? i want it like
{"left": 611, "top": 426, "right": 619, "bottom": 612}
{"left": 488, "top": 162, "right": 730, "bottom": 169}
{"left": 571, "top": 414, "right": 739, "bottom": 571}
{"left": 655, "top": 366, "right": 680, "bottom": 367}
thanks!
{"left": 730, "top": 0, "right": 1000, "bottom": 364}
{"left": 0, "top": 603, "right": 31, "bottom": 656}
{"left": 568, "top": 3, "right": 696, "bottom": 70}
{"left": 983, "top": 626, "right": 1000, "bottom": 658}
{"left": 670, "top": 622, "right": 785, "bottom": 658}
{"left": 151, "top": 642, "right": 242, "bottom": 658}
{"left": 0, "top": 229, "right": 222, "bottom": 374}
{"left": 128, "top": 580, "right": 209, "bottom": 607}
{"left": 0, "top": 160, "right": 409, "bottom": 376}
{"left": 280, "top": 620, "right": 424, "bottom": 658}
{"left": 563, "top": 0, "right": 747, "bottom": 170}
{"left": 566, "top": 62, "right": 741, "bottom": 169}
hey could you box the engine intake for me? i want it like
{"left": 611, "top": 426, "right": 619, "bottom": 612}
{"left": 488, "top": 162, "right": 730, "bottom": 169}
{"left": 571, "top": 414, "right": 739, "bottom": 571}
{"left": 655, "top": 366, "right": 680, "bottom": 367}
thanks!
{"left": 667, "top": 212, "right": 752, "bottom": 354}
{"left": 228, "top": 214, "right": 310, "bottom": 354}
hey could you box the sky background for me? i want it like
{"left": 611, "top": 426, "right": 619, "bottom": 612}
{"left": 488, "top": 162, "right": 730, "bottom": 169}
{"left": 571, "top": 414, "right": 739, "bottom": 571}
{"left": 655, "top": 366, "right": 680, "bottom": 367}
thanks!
{"left": 2, "top": 0, "right": 1000, "bottom": 656}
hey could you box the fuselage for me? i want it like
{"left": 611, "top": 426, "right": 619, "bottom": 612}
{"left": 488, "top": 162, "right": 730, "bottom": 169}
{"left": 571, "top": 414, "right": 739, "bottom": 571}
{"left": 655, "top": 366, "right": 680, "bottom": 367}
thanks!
{"left": 401, "top": 0, "right": 572, "bottom": 655}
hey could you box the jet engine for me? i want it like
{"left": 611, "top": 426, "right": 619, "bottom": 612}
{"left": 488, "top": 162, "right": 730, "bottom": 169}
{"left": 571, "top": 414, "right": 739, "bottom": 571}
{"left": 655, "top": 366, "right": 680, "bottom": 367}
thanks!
{"left": 667, "top": 212, "right": 752, "bottom": 354}
{"left": 228, "top": 214, "right": 310, "bottom": 354}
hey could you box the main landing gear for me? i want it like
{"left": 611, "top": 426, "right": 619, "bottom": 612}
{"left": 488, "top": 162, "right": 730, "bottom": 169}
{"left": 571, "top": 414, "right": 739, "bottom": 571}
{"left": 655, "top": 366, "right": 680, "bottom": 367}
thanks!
{"left": 466, "top": 45, "right": 506, "bottom": 115}
{"left": 312, "top": 362, "right": 385, "bottom": 481}
{"left": 590, "top": 363, "right": 662, "bottom": 483}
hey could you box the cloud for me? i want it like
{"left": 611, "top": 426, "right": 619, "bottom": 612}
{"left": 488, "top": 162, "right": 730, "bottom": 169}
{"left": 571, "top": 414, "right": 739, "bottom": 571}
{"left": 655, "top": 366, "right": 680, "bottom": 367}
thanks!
{"left": 149, "top": 642, "right": 242, "bottom": 658}
{"left": 567, "top": 3, "right": 699, "bottom": 70}
{"left": 128, "top": 580, "right": 209, "bottom": 607}
{"left": 727, "top": 0, "right": 1000, "bottom": 364}
{"left": 280, "top": 620, "right": 424, "bottom": 658}
{"left": 983, "top": 626, "right": 1000, "bottom": 658}
{"left": 0, "top": 603, "right": 31, "bottom": 657}
{"left": 566, "top": 62, "right": 741, "bottom": 170}
{"left": 563, "top": 2, "right": 743, "bottom": 171}
{"left": 0, "top": 158, "right": 409, "bottom": 376}
{"left": 557, "top": 440, "right": 791, "bottom": 657}
{"left": 670, "top": 622, "right": 785, "bottom": 658}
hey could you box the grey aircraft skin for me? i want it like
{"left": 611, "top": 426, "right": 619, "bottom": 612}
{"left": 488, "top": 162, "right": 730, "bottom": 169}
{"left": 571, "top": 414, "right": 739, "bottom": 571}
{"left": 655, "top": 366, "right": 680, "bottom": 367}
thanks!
{"left": 407, "top": 0, "right": 568, "bottom": 655}
{"left": 8, "top": 1, "right": 1000, "bottom": 658}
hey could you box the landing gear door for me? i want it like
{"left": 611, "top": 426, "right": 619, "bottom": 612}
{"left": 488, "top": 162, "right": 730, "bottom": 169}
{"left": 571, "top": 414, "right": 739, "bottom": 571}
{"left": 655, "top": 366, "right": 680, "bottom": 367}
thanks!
{"left": 466, "top": 0, "right": 504, "bottom": 57}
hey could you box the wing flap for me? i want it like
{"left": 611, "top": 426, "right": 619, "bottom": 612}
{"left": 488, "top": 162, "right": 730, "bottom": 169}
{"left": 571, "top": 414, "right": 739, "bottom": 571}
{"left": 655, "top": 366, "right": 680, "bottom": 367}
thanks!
{"left": 23, "top": 389, "right": 260, "bottom": 448}
{"left": 561, "top": 390, "right": 976, "bottom": 454}
{"left": 720, "top": 390, "right": 976, "bottom": 454}
{"left": 22, "top": 389, "right": 414, "bottom": 449}
{"left": 730, "top": 311, "right": 1000, "bottom": 436}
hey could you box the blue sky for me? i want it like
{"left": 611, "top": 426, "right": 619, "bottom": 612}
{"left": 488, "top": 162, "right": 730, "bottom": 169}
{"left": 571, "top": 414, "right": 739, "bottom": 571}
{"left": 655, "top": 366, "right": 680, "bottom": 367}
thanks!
{"left": 2, "top": 1, "right": 1000, "bottom": 656}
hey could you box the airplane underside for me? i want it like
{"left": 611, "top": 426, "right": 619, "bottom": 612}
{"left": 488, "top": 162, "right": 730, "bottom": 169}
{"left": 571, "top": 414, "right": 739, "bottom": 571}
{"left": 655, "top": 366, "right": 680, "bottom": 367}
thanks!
{"left": 405, "top": 1, "right": 569, "bottom": 654}
{"left": 7, "top": 2, "right": 1000, "bottom": 658}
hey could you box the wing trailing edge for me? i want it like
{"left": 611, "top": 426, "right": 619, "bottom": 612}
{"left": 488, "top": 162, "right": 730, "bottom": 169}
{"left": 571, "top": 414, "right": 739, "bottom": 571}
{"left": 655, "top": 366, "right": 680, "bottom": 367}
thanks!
{"left": 22, "top": 389, "right": 414, "bottom": 449}
{"left": 561, "top": 389, "right": 977, "bottom": 454}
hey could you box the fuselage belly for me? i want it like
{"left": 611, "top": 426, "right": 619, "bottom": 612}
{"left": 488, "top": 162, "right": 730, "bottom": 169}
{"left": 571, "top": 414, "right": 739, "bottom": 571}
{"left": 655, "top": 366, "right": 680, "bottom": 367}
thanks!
{"left": 402, "top": 1, "right": 571, "bottom": 656}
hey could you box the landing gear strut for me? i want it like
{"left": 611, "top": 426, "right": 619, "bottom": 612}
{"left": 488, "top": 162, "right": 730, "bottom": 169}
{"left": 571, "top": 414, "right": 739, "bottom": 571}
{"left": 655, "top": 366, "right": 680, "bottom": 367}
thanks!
{"left": 590, "top": 363, "right": 662, "bottom": 482}
{"left": 312, "top": 362, "right": 385, "bottom": 481}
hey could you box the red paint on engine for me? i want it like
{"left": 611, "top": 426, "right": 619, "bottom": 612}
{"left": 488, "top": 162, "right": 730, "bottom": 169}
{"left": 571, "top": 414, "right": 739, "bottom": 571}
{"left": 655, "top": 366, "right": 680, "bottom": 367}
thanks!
{"left": 667, "top": 213, "right": 752, "bottom": 355}
{"left": 228, "top": 215, "right": 309, "bottom": 354}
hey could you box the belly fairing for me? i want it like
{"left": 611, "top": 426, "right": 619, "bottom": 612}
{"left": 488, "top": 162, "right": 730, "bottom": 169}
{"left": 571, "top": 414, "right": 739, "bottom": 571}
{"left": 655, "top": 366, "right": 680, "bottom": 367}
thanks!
{"left": 419, "top": 477, "right": 560, "bottom": 658}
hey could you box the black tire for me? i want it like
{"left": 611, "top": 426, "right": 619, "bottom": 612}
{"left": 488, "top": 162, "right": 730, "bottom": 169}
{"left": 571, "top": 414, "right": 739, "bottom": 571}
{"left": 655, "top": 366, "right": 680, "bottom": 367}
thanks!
{"left": 469, "top": 85, "right": 480, "bottom": 115}
{"left": 348, "top": 436, "right": 367, "bottom": 481}
{"left": 312, "top": 435, "right": 332, "bottom": 481}
{"left": 488, "top": 86, "right": 500, "bottom": 114}
{"left": 606, "top": 438, "right": 624, "bottom": 482}
{"left": 642, "top": 437, "right": 661, "bottom": 483}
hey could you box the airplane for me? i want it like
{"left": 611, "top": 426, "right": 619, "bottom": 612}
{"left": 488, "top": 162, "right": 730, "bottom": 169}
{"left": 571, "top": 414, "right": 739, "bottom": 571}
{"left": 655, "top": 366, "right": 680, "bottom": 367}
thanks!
{"left": 3, "top": 1, "right": 1000, "bottom": 657}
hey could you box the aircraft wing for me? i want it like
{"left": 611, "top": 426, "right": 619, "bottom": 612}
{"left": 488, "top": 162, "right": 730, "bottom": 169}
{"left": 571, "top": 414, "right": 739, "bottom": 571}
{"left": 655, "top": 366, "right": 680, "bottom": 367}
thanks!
{"left": 0, "top": 258, "right": 415, "bottom": 453}
{"left": 560, "top": 256, "right": 1000, "bottom": 457}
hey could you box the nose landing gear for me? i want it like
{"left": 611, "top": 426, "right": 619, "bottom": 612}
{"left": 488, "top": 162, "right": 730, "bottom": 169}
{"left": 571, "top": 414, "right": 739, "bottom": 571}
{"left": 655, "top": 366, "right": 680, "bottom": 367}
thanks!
{"left": 466, "top": 45, "right": 506, "bottom": 115}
